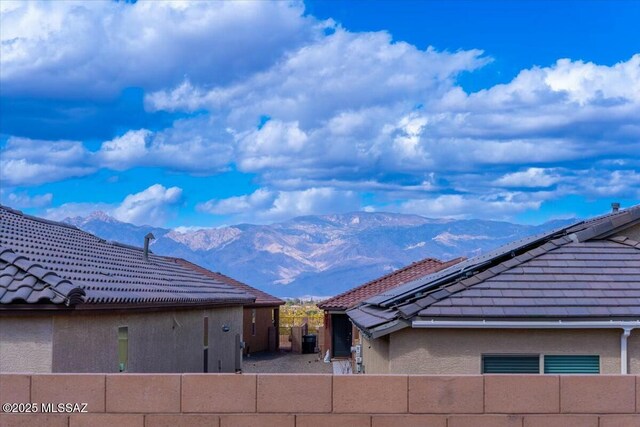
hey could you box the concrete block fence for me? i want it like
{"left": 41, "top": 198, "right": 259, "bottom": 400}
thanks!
{"left": 1, "top": 374, "right": 639, "bottom": 426}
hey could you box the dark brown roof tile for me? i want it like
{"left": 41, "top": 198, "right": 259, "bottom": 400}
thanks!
{"left": 174, "top": 259, "right": 284, "bottom": 307}
{"left": 0, "top": 206, "right": 254, "bottom": 308}
{"left": 418, "top": 238, "right": 640, "bottom": 319}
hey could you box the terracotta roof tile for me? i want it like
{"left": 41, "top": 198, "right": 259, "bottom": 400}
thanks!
{"left": 318, "top": 257, "right": 465, "bottom": 310}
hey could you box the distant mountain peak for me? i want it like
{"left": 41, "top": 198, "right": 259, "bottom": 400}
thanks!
{"left": 63, "top": 210, "right": 119, "bottom": 226}
{"left": 87, "top": 210, "right": 117, "bottom": 222}
{"left": 63, "top": 210, "right": 577, "bottom": 297}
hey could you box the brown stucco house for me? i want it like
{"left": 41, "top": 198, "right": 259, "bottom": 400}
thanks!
{"left": 348, "top": 204, "right": 640, "bottom": 375}
{"left": 0, "top": 205, "right": 255, "bottom": 373}
{"left": 175, "top": 259, "right": 285, "bottom": 355}
{"left": 318, "top": 257, "right": 464, "bottom": 360}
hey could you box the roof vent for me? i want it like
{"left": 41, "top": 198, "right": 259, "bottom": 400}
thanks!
{"left": 611, "top": 202, "right": 621, "bottom": 213}
{"left": 143, "top": 233, "right": 155, "bottom": 261}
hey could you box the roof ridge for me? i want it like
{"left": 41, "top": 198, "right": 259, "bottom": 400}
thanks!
{"left": 570, "top": 204, "right": 640, "bottom": 241}
{"left": 0, "top": 244, "right": 86, "bottom": 306}
{"left": 319, "top": 257, "right": 465, "bottom": 310}
{"left": 1, "top": 204, "right": 155, "bottom": 253}
{"left": 396, "top": 235, "right": 573, "bottom": 318}
{"left": 0, "top": 204, "right": 81, "bottom": 231}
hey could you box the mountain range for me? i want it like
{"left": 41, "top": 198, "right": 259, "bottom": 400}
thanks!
{"left": 63, "top": 211, "right": 575, "bottom": 297}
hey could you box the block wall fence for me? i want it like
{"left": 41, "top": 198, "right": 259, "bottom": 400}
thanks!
{"left": 1, "top": 374, "right": 640, "bottom": 427}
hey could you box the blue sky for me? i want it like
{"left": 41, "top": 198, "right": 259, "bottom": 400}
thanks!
{"left": 1, "top": 1, "right": 639, "bottom": 228}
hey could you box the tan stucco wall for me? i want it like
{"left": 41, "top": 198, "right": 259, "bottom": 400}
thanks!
{"left": 52, "top": 306, "right": 243, "bottom": 373}
{"left": 0, "top": 316, "right": 53, "bottom": 373}
{"left": 614, "top": 222, "right": 640, "bottom": 240}
{"left": 206, "top": 306, "right": 243, "bottom": 373}
{"left": 366, "top": 328, "right": 625, "bottom": 375}
{"left": 626, "top": 330, "right": 640, "bottom": 374}
{"left": 362, "top": 334, "right": 389, "bottom": 374}
{"left": 243, "top": 307, "right": 274, "bottom": 354}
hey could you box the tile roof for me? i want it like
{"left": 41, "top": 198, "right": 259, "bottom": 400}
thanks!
{"left": 348, "top": 204, "right": 640, "bottom": 332}
{"left": 418, "top": 238, "right": 640, "bottom": 318}
{"left": 318, "top": 257, "right": 464, "bottom": 310}
{"left": 174, "top": 258, "right": 284, "bottom": 307}
{"left": 0, "top": 246, "right": 83, "bottom": 305}
{"left": 0, "top": 206, "right": 254, "bottom": 308}
{"left": 364, "top": 224, "right": 574, "bottom": 308}
{"left": 365, "top": 206, "right": 640, "bottom": 309}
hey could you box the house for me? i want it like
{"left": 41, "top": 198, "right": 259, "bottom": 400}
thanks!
{"left": 175, "top": 259, "right": 285, "bottom": 355}
{"left": 348, "top": 204, "right": 640, "bottom": 375}
{"left": 318, "top": 257, "right": 464, "bottom": 359}
{"left": 0, "top": 205, "right": 255, "bottom": 373}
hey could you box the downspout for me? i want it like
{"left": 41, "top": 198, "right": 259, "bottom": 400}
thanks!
{"left": 621, "top": 328, "right": 633, "bottom": 375}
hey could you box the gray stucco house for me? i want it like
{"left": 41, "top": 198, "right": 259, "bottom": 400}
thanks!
{"left": 176, "top": 258, "right": 285, "bottom": 355}
{"left": 0, "top": 205, "right": 254, "bottom": 373}
{"left": 348, "top": 204, "right": 640, "bottom": 375}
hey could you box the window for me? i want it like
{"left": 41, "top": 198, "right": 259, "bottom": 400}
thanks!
{"left": 544, "top": 355, "right": 600, "bottom": 374}
{"left": 203, "top": 316, "right": 209, "bottom": 347}
{"left": 118, "top": 326, "right": 128, "bottom": 372}
{"left": 251, "top": 309, "right": 256, "bottom": 336}
{"left": 482, "top": 355, "right": 540, "bottom": 374}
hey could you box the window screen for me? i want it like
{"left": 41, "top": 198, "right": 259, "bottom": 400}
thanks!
{"left": 544, "top": 355, "right": 600, "bottom": 374}
{"left": 203, "top": 316, "right": 209, "bottom": 348}
{"left": 118, "top": 326, "right": 128, "bottom": 372}
{"left": 203, "top": 316, "right": 209, "bottom": 373}
{"left": 482, "top": 355, "right": 540, "bottom": 374}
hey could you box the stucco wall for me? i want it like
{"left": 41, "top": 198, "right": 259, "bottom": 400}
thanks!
{"left": 0, "top": 316, "right": 53, "bottom": 373}
{"left": 361, "top": 334, "right": 389, "bottom": 374}
{"left": 243, "top": 307, "right": 274, "bottom": 354}
{"left": 370, "top": 328, "right": 625, "bottom": 374}
{"left": 52, "top": 306, "right": 243, "bottom": 373}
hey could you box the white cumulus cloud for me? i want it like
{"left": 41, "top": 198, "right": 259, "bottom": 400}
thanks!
{"left": 494, "top": 168, "right": 560, "bottom": 188}
{"left": 45, "top": 184, "right": 183, "bottom": 226}
{"left": 0, "top": 190, "right": 53, "bottom": 209}
{"left": 197, "top": 187, "right": 360, "bottom": 223}
{"left": 2, "top": 1, "right": 639, "bottom": 220}
{"left": 113, "top": 184, "right": 183, "bottom": 225}
{"left": 0, "top": 0, "right": 318, "bottom": 97}
{"left": 396, "top": 193, "right": 544, "bottom": 220}
{"left": 0, "top": 137, "right": 95, "bottom": 186}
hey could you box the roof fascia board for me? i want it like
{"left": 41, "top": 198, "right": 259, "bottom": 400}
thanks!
{"left": 0, "top": 301, "right": 250, "bottom": 315}
{"left": 245, "top": 302, "right": 286, "bottom": 308}
{"left": 368, "top": 319, "right": 410, "bottom": 339}
{"left": 412, "top": 320, "right": 640, "bottom": 330}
